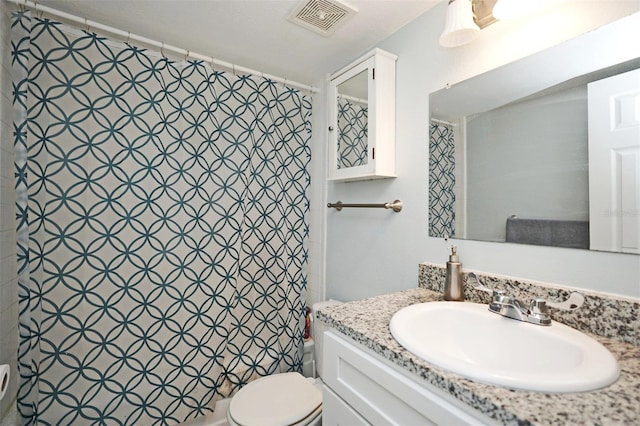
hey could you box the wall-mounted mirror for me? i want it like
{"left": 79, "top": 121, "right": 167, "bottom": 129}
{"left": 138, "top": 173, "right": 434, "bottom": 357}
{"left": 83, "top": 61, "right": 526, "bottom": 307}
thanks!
{"left": 428, "top": 14, "right": 640, "bottom": 254}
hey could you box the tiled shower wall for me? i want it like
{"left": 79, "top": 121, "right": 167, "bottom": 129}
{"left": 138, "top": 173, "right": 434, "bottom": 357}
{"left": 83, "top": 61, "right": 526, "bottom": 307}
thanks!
{"left": 0, "top": 3, "right": 18, "bottom": 420}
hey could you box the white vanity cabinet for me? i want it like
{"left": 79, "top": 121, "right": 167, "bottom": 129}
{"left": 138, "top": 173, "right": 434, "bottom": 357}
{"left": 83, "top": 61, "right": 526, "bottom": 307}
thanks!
{"left": 322, "top": 331, "right": 494, "bottom": 425}
{"left": 328, "top": 48, "right": 397, "bottom": 182}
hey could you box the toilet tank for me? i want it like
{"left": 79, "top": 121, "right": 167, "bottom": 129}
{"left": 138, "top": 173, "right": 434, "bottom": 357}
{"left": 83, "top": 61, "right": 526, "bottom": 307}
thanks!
{"left": 311, "top": 300, "right": 342, "bottom": 379}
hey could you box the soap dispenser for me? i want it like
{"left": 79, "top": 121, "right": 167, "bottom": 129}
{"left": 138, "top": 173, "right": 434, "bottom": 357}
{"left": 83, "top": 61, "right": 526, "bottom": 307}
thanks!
{"left": 444, "top": 245, "right": 464, "bottom": 301}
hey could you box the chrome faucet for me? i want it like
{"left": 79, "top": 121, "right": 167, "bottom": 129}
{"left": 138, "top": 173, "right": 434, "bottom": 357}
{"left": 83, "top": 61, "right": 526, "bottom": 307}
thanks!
{"left": 467, "top": 272, "right": 584, "bottom": 326}
{"left": 488, "top": 289, "right": 552, "bottom": 325}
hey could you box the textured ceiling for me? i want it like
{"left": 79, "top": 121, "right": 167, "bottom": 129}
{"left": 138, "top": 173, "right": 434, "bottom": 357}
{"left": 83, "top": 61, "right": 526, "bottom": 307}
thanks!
{"left": 36, "top": 0, "right": 440, "bottom": 86}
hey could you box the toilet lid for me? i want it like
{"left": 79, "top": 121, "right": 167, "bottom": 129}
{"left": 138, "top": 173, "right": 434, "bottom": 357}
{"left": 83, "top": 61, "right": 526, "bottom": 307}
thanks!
{"left": 229, "top": 372, "right": 322, "bottom": 426}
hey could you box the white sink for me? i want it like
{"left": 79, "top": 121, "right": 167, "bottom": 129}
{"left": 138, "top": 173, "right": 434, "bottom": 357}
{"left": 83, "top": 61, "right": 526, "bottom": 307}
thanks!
{"left": 389, "top": 302, "right": 620, "bottom": 393}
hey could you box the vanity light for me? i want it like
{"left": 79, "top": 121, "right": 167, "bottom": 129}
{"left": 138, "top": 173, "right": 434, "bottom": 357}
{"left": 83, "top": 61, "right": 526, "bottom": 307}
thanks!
{"left": 439, "top": 0, "right": 552, "bottom": 48}
{"left": 492, "top": 0, "right": 551, "bottom": 20}
{"left": 439, "top": 0, "right": 480, "bottom": 48}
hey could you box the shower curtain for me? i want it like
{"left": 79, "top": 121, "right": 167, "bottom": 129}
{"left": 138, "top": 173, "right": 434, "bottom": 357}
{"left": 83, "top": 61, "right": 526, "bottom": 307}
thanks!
{"left": 12, "top": 11, "right": 311, "bottom": 425}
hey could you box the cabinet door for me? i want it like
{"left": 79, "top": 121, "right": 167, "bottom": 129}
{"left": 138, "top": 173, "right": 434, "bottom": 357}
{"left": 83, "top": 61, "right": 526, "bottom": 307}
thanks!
{"left": 323, "top": 331, "right": 495, "bottom": 425}
{"left": 322, "top": 385, "right": 370, "bottom": 426}
{"left": 329, "top": 57, "right": 375, "bottom": 179}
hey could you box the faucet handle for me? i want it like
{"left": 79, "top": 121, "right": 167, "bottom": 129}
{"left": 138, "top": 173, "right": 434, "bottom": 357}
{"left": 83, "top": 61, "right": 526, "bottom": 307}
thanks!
{"left": 529, "top": 297, "right": 548, "bottom": 315}
{"left": 529, "top": 292, "right": 584, "bottom": 317}
{"left": 546, "top": 292, "right": 585, "bottom": 311}
{"left": 467, "top": 272, "right": 494, "bottom": 294}
{"left": 492, "top": 289, "right": 506, "bottom": 299}
{"left": 528, "top": 298, "right": 552, "bottom": 325}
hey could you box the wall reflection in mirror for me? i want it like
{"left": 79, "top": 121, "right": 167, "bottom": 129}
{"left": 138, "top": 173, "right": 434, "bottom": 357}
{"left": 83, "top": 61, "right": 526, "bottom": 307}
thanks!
{"left": 336, "top": 69, "right": 368, "bottom": 169}
{"left": 428, "top": 20, "right": 640, "bottom": 254}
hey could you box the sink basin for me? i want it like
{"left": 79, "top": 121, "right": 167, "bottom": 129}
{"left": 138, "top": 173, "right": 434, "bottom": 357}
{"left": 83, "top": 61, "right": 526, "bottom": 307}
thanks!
{"left": 389, "top": 302, "right": 619, "bottom": 393}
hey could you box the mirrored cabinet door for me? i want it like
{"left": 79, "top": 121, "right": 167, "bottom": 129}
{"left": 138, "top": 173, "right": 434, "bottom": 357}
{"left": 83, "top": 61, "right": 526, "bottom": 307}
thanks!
{"left": 328, "top": 48, "right": 397, "bottom": 182}
{"left": 336, "top": 67, "right": 369, "bottom": 170}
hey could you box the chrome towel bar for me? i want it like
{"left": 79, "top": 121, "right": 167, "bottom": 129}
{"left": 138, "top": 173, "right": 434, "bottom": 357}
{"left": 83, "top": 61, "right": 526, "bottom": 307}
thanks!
{"left": 327, "top": 200, "right": 403, "bottom": 213}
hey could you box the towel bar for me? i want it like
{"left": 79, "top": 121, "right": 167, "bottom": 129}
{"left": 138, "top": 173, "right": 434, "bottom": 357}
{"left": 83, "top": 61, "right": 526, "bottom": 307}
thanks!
{"left": 327, "top": 200, "right": 403, "bottom": 213}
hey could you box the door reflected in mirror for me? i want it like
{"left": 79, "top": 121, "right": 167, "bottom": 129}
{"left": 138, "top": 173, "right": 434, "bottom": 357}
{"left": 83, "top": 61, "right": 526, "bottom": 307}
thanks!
{"left": 336, "top": 69, "right": 368, "bottom": 169}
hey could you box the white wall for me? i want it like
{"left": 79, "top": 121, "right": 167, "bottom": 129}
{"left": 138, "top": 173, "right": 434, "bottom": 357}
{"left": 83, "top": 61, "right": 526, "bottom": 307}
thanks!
{"left": 0, "top": 2, "right": 19, "bottom": 420}
{"left": 323, "top": 1, "right": 640, "bottom": 302}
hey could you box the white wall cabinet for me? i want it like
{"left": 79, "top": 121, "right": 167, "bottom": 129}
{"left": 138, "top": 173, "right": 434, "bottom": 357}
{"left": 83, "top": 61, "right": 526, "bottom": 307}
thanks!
{"left": 322, "top": 331, "right": 495, "bottom": 425}
{"left": 328, "top": 48, "right": 397, "bottom": 182}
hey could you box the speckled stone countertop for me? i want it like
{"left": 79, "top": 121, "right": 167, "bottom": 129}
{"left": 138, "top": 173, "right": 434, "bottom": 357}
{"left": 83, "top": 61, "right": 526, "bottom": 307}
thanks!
{"left": 316, "top": 285, "right": 640, "bottom": 425}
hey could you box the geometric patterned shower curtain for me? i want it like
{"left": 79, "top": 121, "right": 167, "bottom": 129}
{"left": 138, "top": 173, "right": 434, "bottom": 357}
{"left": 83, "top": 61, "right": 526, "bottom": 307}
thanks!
{"left": 12, "top": 11, "right": 311, "bottom": 425}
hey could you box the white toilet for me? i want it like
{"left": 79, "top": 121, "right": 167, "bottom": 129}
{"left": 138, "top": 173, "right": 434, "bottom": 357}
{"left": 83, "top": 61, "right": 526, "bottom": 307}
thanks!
{"left": 226, "top": 301, "right": 341, "bottom": 426}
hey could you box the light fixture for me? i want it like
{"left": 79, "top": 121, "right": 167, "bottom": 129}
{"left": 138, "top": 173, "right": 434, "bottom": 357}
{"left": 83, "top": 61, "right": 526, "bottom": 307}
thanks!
{"left": 439, "top": 0, "right": 552, "bottom": 48}
{"left": 439, "top": 0, "right": 481, "bottom": 48}
{"left": 492, "top": 0, "right": 550, "bottom": 20}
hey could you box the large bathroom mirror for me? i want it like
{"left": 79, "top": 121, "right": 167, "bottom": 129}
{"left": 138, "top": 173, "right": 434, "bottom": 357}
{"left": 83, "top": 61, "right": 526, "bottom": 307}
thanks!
{"left": 336, "top": 69, "right": 369, "bottom": 169}
{"left": 428, "top": 14, "right": 640, "bottom": 254}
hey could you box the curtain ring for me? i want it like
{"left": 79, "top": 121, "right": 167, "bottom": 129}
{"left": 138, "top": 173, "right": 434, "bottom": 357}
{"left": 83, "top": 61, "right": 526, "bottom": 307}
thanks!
{"left": 84, "top": 17, "right": 90, "bottom": 33}
{"left": 161, "top": 42, "right": 166, "bottom": 58}
{"left": 35, "top": 1, "right": 43, "bottom": 19}
{"left": 232, "top": 63, "right": 236, "bottom": 75}
{"left": 126, "top": 31, "right": 131, "bottom": 45}
{"left": 185, "top": 50, "right": 190, "bottom": 62}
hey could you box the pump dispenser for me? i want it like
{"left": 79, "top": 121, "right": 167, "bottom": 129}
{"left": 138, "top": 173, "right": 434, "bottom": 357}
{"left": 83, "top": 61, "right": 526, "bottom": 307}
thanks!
{"left": 444, "top": 245, "right": 464, "bottom": 301}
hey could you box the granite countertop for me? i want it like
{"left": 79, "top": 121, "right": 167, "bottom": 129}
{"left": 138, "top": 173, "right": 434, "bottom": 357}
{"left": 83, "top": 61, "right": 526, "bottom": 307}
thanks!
{"left": 316, "top": 288, "right": 640, "bottom": 425}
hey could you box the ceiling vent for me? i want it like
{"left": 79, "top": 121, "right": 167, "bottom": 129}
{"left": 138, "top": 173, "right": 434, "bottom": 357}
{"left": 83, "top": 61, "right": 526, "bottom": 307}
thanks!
{"left": 289, "top": 0, "right": 357, "bottom": 36}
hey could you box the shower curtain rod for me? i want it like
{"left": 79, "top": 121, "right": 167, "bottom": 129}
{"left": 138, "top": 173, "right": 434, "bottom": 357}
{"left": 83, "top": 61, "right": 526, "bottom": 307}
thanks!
{"left": 431, "top": 117, "right": 457, "bottom": 126}
{"left": 338, "top": 93, "right": 367, "bottom": 105}
{"left": 6, "top": 0, "right": 319, "bottom": 94}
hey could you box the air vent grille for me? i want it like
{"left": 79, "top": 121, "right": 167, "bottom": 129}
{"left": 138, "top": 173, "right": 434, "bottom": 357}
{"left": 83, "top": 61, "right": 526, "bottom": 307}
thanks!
{"left": 290, "top": 0, "right": 357, "bottom": 36}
